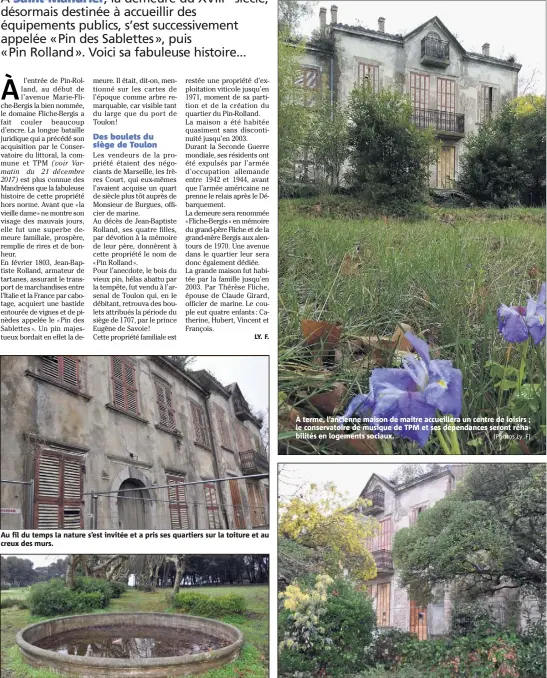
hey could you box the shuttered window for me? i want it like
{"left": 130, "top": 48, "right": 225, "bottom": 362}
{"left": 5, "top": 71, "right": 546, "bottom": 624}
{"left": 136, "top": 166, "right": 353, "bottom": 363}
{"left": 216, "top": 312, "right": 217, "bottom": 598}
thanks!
{"left": 295, "top": 67, "right": 321, "bottom": 105}
{"left": 246, "top": 480, "right": 266, "bottom": 527}
{"left": 191, "top": 401, "right": 211, "bottom": 448}
{"left": 155, "top": 381, "right": 176, "bottom": 429}
{"left": 357, "top": 63, "right": 379, "bottom": 92}
{"left": 166, "top": 475, "right": 189, "bottom": 530}
{"left": 480, "top": 85, "right": 494, "bottom": 122}
{"left": 410, "top": 502, "right": 429, "bottom": 524}
{"left": 34, "top": 451, "right": 83, "bottom": 529}
{"left": 204, "top": 483, "right": 222, "bottom": 529}
{"left": 437, "top": 78, "right": 455, "bottom": 114}
{"left": 41, "top": 356, "right": 80, "bottom": 390}
{"left": 236, "top": 423, "right": 252, "bottom": 452}
{"left": 111, "top": 357, "right": 139, "bottom": 415}
{"left": 214, "top": 404, "right": 232, "bottom": 449}
{"left": 366, "top": 517, "right": 394, "bottom": 552}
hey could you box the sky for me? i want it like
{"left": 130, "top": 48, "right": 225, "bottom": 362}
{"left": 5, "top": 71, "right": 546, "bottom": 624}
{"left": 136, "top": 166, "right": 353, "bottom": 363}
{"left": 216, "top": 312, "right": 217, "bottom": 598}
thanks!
{"left": 190, "top": 356, "right": 269, "bottom": 415}
{"left": 278, "top": 462, "right": 404, "bottom": 500}
{"left": 297, "top": 0, "right": 546, "bottom": 94}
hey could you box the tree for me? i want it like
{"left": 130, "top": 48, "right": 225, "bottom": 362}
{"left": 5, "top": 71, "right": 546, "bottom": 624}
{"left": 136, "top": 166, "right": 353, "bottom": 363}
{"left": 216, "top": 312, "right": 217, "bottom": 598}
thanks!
{"left": 388, "top": 464, "right": 441, "bottom": 486}
{"left": 458, "top": 96, "right": 546, "bottom": 206}
{"left": 279, "top": 482, "right": 379, "bottom": 582}
{"left": 392, "top": 465, "right": 546, "bottom": 604}
{"left": 305, "top": 93, "right": 349, "bottom": 189}
{"left": 278, "top": 0, "right": 316, "bottom": 35}
{"left": 345, "top": 86, "right": 437, "bottom": 216}
{"left": 278, "top": 31, "right": 312, "bottom": 189}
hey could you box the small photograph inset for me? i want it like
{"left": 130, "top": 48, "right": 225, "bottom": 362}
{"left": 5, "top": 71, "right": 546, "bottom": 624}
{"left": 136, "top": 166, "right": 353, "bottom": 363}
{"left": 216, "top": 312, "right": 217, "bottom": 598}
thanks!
{"left": 1, "top": 553, "right": 268, "bottom": 677}
{"left": 0, "top": 356, "right": 269, "bottom": 530}
{"left": 278, "top": 463, "right": 545, "bottom": 676}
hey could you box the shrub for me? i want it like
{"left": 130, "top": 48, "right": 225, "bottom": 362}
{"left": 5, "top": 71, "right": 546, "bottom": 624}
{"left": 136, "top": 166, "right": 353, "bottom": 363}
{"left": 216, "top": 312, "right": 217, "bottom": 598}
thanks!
{"left": 27, "top": 579, "right": 107, "bottom": 616}
{"left": 173, "top": 591, "right": 246, "bottom": 617}
{"left": 518, "top": 620, "right": 546, "bottom": 678}
{"left": 451, "top": 601, "right": 499, "bottom": 638}
{"left": 279, "top": 575, "right": 376, "bottom": 676}
{"left": 108, "top": 581, "right": 127, "bottom": 598}
{"left": 72, "top": 577, "right": 113, "bottom": 607}
{"left": 345, "top": 86, "right": 437, "bottom": 217}
{"left": 0, "top": 597, "right": 28, "bottom": 609}
{"left": 371, "top": 628, "right": 416, "bottom": 667}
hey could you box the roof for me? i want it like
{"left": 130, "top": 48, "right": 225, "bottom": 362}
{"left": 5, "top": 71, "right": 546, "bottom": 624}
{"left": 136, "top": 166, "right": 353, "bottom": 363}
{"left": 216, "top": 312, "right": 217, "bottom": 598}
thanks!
{"left": 329, "top": 15, "right": 521, "bottom": 70}
{"left": 359, "top": 466, "right": 454, "bottom": 497}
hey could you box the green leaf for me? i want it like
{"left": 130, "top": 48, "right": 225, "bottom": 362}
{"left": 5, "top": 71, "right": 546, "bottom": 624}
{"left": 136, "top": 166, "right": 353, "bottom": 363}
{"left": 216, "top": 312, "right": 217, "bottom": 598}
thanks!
{"left": 494, "top": 378, "right": 518, "bottom": 391}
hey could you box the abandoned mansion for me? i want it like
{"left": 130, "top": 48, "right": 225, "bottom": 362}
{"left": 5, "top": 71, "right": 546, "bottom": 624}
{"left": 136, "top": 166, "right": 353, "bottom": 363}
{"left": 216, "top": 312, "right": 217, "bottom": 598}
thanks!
{"left": 298, "top": 6, "right": 521, "bottom": 187}
{"left": 0, "top": 356, "right": 269, "bottom": 531}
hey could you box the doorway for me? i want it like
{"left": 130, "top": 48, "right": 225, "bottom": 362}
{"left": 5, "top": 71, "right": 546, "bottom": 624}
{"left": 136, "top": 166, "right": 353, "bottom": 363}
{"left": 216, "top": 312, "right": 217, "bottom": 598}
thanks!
{"left": 437, "top": 146, "right": 456, "bottom": 188}
{"left": 117, "top": 478, "right": 149, "bottom": 529}
{"left": 410, "top": 600, "right": 428, "bottom": 639}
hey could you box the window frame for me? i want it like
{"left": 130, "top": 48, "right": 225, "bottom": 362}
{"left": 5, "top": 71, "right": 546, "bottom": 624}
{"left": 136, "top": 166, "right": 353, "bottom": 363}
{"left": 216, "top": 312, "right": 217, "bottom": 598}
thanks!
{"left": 34, "top": 449, "right": 84, "bottom": 529}
{"left": 357, "top": 62, "right": 380, "bottom": 93}
{"left": 246, "top": 479, "right": 266, "bottom": 527}
{"left": 204, "top": 482, "right": 222, "bottom": 529}
{"left": 166, "top": 474, "right": 189, "bottom": 530}
{"left": 410, "top": 71, "right": 430, "bottom": 111}
{"left": 295, "top": 65, "right": 322, "bottom": 105}
{"left": 154, "top": 379, "right": 176, "bottom": 430}
{"left": 190, "top": 400, "right": 211, "bottom": 449}
{"left": 41, "top": 356, "right": 81, "bottom": 390}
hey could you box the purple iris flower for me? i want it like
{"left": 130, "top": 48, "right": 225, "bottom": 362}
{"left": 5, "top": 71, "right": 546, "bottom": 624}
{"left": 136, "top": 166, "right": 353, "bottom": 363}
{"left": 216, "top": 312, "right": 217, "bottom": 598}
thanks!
{"left": 497, "top": 283, "right": 546, "bottom": 345}
{"left": 341, "top": 333, "right": 462, "bottom": 447}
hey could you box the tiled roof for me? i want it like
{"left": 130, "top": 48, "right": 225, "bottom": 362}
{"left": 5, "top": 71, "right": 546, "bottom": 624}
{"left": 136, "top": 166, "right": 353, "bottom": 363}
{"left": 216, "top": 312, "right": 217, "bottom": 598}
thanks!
{"left": 331, "top": 22, "right": 403, "bottom": 40}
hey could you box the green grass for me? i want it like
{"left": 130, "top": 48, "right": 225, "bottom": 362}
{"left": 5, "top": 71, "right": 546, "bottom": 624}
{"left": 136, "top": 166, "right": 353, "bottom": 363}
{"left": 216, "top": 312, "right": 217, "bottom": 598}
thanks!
{"left": 0, "top": 588, "right": 29, "bottom": 601}
{"left": 279, "top": 198, "right": 546, "bottom": 454}
{"left": 1, "top": 585, "right": 268, "bottom": 678}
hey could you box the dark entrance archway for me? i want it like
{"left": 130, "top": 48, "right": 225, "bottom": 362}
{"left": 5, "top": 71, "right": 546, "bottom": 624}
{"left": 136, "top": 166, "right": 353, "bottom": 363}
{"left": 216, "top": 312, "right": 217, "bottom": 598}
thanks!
{"left": 117, "top": 478, "right": 150, "bottom": 530}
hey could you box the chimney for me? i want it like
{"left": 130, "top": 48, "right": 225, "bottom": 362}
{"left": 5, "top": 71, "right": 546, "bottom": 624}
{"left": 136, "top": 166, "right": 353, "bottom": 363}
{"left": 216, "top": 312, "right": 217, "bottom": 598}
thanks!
{"left": 482, "top": 43, "right": 490, "bottom": 57}
{"left": 378, "top": 17, "right": 385, "bottom": 33}
{"left": 330, "top": 5, "right": 338, "bottom": 25}
{"left": 319, "top": 7, "right": 327, "bottom": 33}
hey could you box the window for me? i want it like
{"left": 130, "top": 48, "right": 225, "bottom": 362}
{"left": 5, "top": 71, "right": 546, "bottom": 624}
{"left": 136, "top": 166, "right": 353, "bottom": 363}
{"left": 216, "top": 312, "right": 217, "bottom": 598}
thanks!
{"left": 167, "top": 474, "right": 189, "bottom": 529}
{"left": 410, "top": 72, "right": 430, "bottom": 110}
{"left": 204, "top": 483, "right": 222, "bottom": 529}
{"left": 236, "top": 422, "right": 251, "bottom": 452}
{"left": 154, "top": 380, "right": 176, "bottom": 430}
{"left": 365, "top": 516, "right": 394, "bottom": 552}
{"left": 246, "top": 480, "right": 266, "bottom": 527}
{"left": 41, "top": 356, "right": 80, "bottom": 390}
{"left": 191, "top": 401, "right": 211, "bottom": 448}
{"left": 110, "top": 356, "right": 139, "bottom": 415}
{"left": 480, "top": 85, "right": 494, "bottom": 122}
{"left": 214, "top": 404, "right": 232, "bottom": 449}
{"left": 251, "top": 433, "right": 262, "bottom": 454}
{"left": 357, "top": 63, "right": 379, "bottom": 92}
{"left": 410, "top": 502, "right": 429, "bottom": 524}
{"left": 437, "top": 78, "right": 455, "bottom": 114}
{"left": 295, "top": 66, "right": 321, "bottom": 104}
{"left": 34, "top": 450, "right": 83, "bottom": 529}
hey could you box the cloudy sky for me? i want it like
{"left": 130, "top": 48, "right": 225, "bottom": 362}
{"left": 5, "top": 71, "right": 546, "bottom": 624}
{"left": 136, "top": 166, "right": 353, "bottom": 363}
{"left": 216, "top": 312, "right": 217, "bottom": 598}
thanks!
{"left": 190, "top": 356, "right": 269, "bottom": 415}
{"left": 297, "top": 0, "right": 545, "bottom": 93}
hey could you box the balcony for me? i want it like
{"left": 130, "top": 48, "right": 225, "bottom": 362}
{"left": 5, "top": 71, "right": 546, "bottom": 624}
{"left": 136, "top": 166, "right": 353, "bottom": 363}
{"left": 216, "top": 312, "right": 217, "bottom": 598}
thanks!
{"left": 421, "top": 36, "right": 450, "bottom": 67}
{"left": 239, "top": 449, "right": 269, "bottom": 475}
{"left": 361, "top": 490, "right": 385, "bottom": 515}
{"left": 412, "top": 109, "right": 465, "bottom": 138}
{"left": 373, "top": 550, "right": 394, "bottom": 573}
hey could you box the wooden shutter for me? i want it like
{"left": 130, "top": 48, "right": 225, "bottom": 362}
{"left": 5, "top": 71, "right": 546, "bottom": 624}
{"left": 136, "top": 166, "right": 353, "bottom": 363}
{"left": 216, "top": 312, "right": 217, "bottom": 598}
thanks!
{"left": 34, "top": 451, "right": 83, "bottom": 529}
{"left": 214, "top": 404, "right": 231, "bottom": 449}
{"left": 167, "top": 475, "right": 189, "bottom": 529}
{"left": 191, "top": 402, "right": 210, "bottom": 448}
{"left": 229, "top": 479, "right": 245, "bottom": 529}
{"left": 358, "top": 63, "right": 379, "bottom": 92}
{"left": 246, "top": 480, "right": 265, "bottom": 527}
{"left": 41, "top": 356, "right": 80, "bottom": 389}
{"left": 377, "top": 583, "right": 391, "bottom": 627}
{"left": 410, "top": 600, "right": 428, "bottom": 639}
{"left": 204, "top": 483, "right": 222, "bottom": 529}
{"left": 155, "top": 381, "right": 176, "bottom": 429}
{"left": 437, "top": 78, "right": 455, "bottom": 114}
{"left": 437, "top": 146, "right": 455, "bottom": 188}
{"left": 111, "top": 357, "right": 138, "bottom": 414}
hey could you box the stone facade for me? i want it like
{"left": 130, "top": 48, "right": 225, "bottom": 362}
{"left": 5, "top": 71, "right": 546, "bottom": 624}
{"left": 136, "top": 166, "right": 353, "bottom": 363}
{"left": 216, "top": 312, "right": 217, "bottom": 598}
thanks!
{"left": 0, "top": 356, "right": 269, "bottom": 530}
{"left": 300, "top": 7, "right": 520, "bottom": 186}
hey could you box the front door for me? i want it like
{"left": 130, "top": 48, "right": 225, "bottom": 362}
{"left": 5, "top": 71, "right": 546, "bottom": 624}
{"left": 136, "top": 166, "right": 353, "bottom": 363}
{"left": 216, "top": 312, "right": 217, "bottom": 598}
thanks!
{"left": 410, "top": 600, "right": 428, "bottom": 639}
{"left": 437, "top": 146, "right": 455, "bottom": 188}
{"left": 118, "top": 479, "right": 147, "bottom": 530}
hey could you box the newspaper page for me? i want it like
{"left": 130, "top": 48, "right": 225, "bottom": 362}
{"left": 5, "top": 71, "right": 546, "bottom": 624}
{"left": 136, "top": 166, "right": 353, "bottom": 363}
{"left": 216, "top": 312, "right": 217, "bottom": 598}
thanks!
{"left": 1, "top": 1, "right": 275, "bottom": 677}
